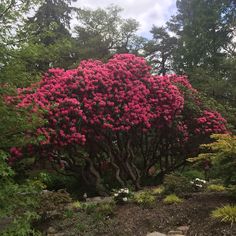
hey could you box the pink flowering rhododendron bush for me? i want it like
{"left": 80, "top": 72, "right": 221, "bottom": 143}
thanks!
{"left": 7, "top": 54, "right": 227, "bottom": 193}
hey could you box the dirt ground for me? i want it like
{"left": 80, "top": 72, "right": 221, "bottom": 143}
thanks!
{"left": 39, "top": 192, "right": 236, "bottom": 236}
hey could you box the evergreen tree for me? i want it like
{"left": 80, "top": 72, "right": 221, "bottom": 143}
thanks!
{"left": 167, "top": 0, "right": 236, "bottom": 104}
{"left": 145, "top": 26, "right": 177, "bottom": 75}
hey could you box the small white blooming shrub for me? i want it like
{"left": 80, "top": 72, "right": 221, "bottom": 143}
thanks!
{"left": 113, "top": 188, "right": 133, "bottom": 204}
{"left": 190, "top": 178, "right": 207, "bottom": 191}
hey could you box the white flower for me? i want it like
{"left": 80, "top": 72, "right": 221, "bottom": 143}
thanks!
{"left": 190, "top": 181, "right": 194, "bottom": 184}
{"left": 122, "top": 197, "right": 128, "bottom": 202}
{"left": 114, "top": 193, "right": 118, "bottom": 197}
{"left": 196, "top": 184, "right": 203, "bottom": 188}
{"left": 124, "top": 189, "right": 129, "bottom": 193}
{"left": 195, "top": 178, "right": 200, "bottom": 181}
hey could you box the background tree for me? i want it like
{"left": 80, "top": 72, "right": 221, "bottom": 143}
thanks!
{"left": 0, "top": 0, "right": 77, "bottom": 87}
{"left": 74, "top": 6, "right": 143, "bottom": 62}
{"left": 167, "top": 0, "right": 236, "bottom": 105}
{"left": 144, "top": 26, "right": 177, "bottom": 75}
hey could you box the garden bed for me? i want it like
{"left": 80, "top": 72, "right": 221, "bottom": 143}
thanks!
{"left": 38, "top": 191, "right": 236, "bottom": 236}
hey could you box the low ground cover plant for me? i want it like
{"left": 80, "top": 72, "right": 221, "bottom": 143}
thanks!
{"left": 151, "top": 186, "right": 164, "bottom": 195}
{"left": 211, "top": 205, "right": 236, "bottom": 225}
{"left": 190, "top": 178, "right": 207, "bottom": 191}
{"left": 133, "top": 190, "right": 156, "bottom": 207}
{"left": 207, "top": 184, "right": 226, "bottom": 192}
{"left": 113, "top": 188, "right": 133, "bottom": 204}
{"left": 163, "top": 173, "right": 193, "bottom": 196}
{"left": 163, "top": 194, "right": 183, "bottom": 204}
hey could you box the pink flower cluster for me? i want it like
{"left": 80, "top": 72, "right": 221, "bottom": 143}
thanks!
{"left": 8, "top": 54, "right": 228, "bottom": 161}
{"left": 195, "top": 110, "right": 227, "bottom": 135}
{"left": 169, "top": 75, "right": 197, "bottom": 93}
{"left": 9, "top": 147, "right": 23, "bottom": 164}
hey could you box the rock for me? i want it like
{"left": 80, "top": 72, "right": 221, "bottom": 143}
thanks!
{"left": 86, "top": 196, "right": 102, "bottom": 202}
{"left": 86, "top": 196, "right": 113, "bottom": 203}
{"left": 167, "top": 234, "right": 184, "bottom": 236}
{"left": 176, "top": 226, "right": 189, "bottom": 234}
{"left": 47, "top": 227, "right": 56, "bottom": 234}
{"left": 146, "top": 232, "right": 167, "bottom": 236}
{"left": 167, "top": 230, "right": 184, "bottom": 235}
{"left": 168, "top": 235, "right": 184, "bottom": 236}
{"left": 47, "top": 234, "right": 64, "bottom": 236}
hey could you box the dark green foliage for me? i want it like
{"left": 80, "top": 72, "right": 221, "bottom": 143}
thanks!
{"left": 74, "top": 203, "right": 116, "bottom": 235}
{"left": 38, "top": 171, "right": 90, "bottom": 198}
{"left": 145, "top": 26, "right": 177, "bottom": 75}
{"left": 167, "top": 0, "right": 236, "bottom": 105}
{"left": 0, "top": 151, "right": 43, "bottom": 236}
{"left": 180, "top": 169, "right": 205, "bottom": 180}
{"left": 0, "top": 99, "right": 43, "bottom": 150}
{"left": 74, "top": 5, "right": 143, "bottom": 62}
{"left": 37, "top": 189, "right": 72, "bottom": 220}
{"left": 95, "top": 202, "right": 115, "bottom": 217}
{"left": 163, "top": 173, "right": 193, "bottom": 196}
{"left": 228, "top": 185, "right": 236, "bottom": 200}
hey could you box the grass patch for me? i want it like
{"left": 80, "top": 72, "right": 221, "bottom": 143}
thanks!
{"left": 133, "top": 190, "right": 156, "bottom": 207}
{"left": 163, "top": 194, "right": 183, "bottom": 204}
{"left": 152, "top": 186, "right": 164, "bottom": 195}
{"left": 211, "top": 205, "right": 236, "bottom": 225}
{"left": 207, "top": 184, "right": 226, "bottom": 192}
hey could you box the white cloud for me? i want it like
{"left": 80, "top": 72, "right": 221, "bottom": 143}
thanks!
{"left": 72, "top": 0, "right": 177, "bottom": 38}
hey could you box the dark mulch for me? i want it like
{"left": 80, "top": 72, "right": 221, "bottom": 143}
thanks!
{"left": 111, "top": 192, "right": 236, "bottom": 236}
{"left": 39, "top": 192, "right": 236, "bottom": 236}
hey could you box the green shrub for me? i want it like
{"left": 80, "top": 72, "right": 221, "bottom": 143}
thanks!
{"left": 191, "top": 178, "right": 207, "bottom": 191}
{"left": 96, "top": 202, "right": 115, "bottom": 217}
{"left": 113, "top": 188, "right": 133, "bottom": 204}
{"left": 80, "top": 201, "right": 115, "bottom": 221}
{"left": 188, "top": 134, "right": 236, "bottom": 185}
{"left": 207, "top": 184, "right": 226, "bottom": 192}
{"left": 181, "top": 169, "right": 205, "bottom": 180}
{"left": 63, "top": 209, "right": 74, "bottom": 218}
{"left": 38, "top": 189, "right": 72, "bottom": 220}
{"left": 0, "top": 151, "right": 43, "bottom": 236}
{"left": 228, "top": 185, "right": 236, "bottom": 200}
{"left": 163, "top": 194, "right": 183, "bottom": 204}
{"left": 133, "top": 190, "right": 156, "bottom": 207}
{"left": 71, "top": 201, "right": 82, "bottom": 210}
{"left": 151, "top": 186, "right": 164, "bottom": 195}
{"left": 76, "top": 222, "right": 86, "bottom": 233}
{"left": 211, "top": 205, "right": 236, "bottom": 225}
{"left": 38, "top": 172, "right": 83, "bottom": 197}
{"left": 163, "top": 173, "right": 193, "bottom": 195}
{"left": 81, "top": 203, "right": 97, "bottom": 214}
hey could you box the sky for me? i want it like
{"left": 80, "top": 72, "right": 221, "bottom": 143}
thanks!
{"left": 73, "top": 0, "right": 177, "bottom": 38}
